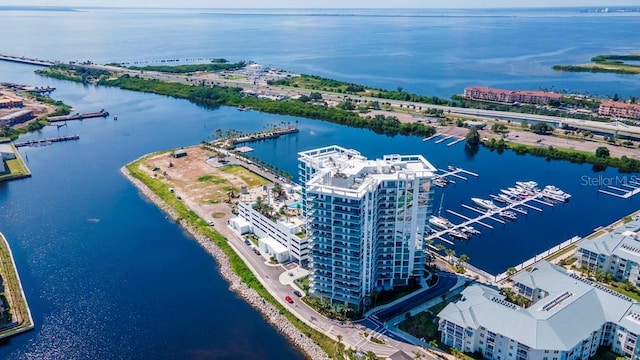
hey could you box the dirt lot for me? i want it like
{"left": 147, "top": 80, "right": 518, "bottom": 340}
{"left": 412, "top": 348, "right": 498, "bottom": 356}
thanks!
{"left": 0, "top": 84, "right": 56, "bottom": 123}
{"left": 138, "top": 145, "right": 272, "bottom": 221}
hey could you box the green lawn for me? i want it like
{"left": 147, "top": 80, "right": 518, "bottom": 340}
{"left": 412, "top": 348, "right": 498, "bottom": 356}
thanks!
{"left": 398, "top": 301, "right": 449, "bottom": 341}
{"left": 0, "top": 147, "right": 31, "bottom": 182}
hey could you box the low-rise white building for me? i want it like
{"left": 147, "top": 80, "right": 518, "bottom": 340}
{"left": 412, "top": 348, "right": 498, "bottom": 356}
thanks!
{"left": 576, "top": 218, "right": 640, "bottom": 286}
{"left": 234, "top": 200, "right": 309, "bottom": 265}
{"left": 438, "top": 261, "right": 640, "bottom": 360}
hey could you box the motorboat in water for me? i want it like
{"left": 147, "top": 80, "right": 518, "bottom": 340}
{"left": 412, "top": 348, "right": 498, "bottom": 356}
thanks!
{"left": 471, "top": 197, "right": 500, "bottom": 211}
{"left": 429, "top": 216, "right": 454, "bottom": 230}
{"left": 542, "top": 185, "right": 571, "bottom": 201}
{"left": 461, "top": 225, "right": 480, "bottom": 235}
{"left": 516, "top": 181, "right": 538, "bottom": 190}
{"left": 499, "top": 210, "right": 518, "bottom": 221}
{"left": 449, "top": 229, "right": 469, "bottom": 240}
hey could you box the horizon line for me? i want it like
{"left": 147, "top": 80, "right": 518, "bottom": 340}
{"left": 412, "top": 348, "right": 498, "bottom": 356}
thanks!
{"left": 1, "top": 5, "right": 638, "bottom": 10}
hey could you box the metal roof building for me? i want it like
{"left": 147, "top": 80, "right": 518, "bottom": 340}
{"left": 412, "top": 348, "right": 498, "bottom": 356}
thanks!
{"left": 438, "top": 261, "right": 640, "bottom": 360}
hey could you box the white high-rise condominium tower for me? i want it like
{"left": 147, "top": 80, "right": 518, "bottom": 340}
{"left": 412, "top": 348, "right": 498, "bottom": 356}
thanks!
{"left": 298, "top": 145, "right": 436, "bottom": 308}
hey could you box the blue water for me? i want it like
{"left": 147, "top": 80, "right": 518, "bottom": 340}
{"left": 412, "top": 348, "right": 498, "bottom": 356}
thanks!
{"left": 0, "top": 7, "right": 638, "bottom": 359}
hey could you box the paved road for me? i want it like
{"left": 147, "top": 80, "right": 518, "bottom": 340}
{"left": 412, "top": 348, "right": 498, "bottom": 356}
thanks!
{"left": 88, "top": 63, "right": 640, "bottom": 140}
{"left": 369, "top": 272, "right": 458, "bottom": 323}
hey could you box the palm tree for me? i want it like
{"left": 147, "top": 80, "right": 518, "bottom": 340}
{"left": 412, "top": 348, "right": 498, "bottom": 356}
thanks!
{"left": 445, "top": 248, "right": 456, "bottom": 264}
{"left": 413, "top": 350, "right": 424, "bottom": 360}
{"left": 458, "top": 254, "right": 470, "bottom": 269}
{"left": 335, "top": 334, "right": 344, "bottom": 357}
{"left": 364, "top": 350, "right": 377, "bottom": 360}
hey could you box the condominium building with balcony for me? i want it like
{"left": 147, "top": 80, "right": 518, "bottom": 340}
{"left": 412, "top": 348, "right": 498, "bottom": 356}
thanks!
{"left": 598, "top": 101, "right": 640, "bottom": 120}
{"left": 438, "top": 261, "right": 640, "bottom": 360}
{"left": 298, "top": 145, "right": 436, "bottom": 307}
{"left": 576, "top": 218, "right": 640, "bottom": 287}
{"left": 464, "top": 87, "right": 563, "bottom": 105}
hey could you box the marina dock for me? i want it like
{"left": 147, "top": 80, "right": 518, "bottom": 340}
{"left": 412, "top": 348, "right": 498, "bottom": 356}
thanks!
{"left": 598, "top": 181, "right": 640, "bottom": 199}
{"left": 47, "top": 110, "right": 109, "bottom": 122}
{"left": 432, "top": 165, "right": 479, "bottom": 188}
{"left": 14, "top": 135, "right": 80, "bottom": 147}
{"left": 427, "top": 181, "right": 568, "bottom": 243}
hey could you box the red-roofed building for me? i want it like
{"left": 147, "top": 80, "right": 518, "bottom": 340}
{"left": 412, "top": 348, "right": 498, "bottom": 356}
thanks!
{"left": 464, "top": 86, "right": 562, "bottom": 105}
{"left": 512, "top": 90, "right": 563, "bottom": 105}
{"left": 598, "top": 101, "right": 640, "bottom": 120}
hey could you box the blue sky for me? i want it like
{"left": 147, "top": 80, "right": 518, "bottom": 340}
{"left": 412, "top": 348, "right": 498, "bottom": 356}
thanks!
{"left": 3, "top": 0, "right": 638, "bottom": 8}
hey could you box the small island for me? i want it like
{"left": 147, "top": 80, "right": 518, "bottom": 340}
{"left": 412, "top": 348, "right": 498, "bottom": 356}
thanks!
{"left": 0, "top": 233, "right": 34, "bottom": 339}
{"left": 553, "top": 53, "right": 640, "bottom": 75}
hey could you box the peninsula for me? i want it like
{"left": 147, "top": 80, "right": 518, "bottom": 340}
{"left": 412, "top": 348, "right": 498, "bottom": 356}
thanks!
{"left": 28, "top": 58, "right": 640, "bottom": 172}
{"left": 553, "top": 53, "right": 640, "bottom": 75}
{"left": 0, "top": 233, "right": 34, "bottom": 339}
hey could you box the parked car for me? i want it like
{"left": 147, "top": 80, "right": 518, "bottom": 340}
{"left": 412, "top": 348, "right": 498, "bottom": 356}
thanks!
{"left": 293, "top": 290, "right": 303, "bottom": 298}
{"left": 244, "top": 239, "right": 251, "bottom": 245}
{"left": 284, "top": 295, "right": 294, "bottom": 304}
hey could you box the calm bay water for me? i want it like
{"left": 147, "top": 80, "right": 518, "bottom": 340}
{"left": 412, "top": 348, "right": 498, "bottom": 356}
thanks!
{"left": 0, "top": 7, "right": 639, "bottom": 359}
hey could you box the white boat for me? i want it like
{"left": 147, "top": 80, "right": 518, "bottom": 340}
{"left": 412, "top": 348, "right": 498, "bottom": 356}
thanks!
{"left": 490, "top": 194, "right": 507, "bottom": 204}
{"left": 516, "top": 181, "right": 538, "bottom": 190}
{"left": 462, "top": 225, "right": 480, "bottom": 235}
{"left": 498, "top": 194, "right": 516, "bottom": 203}
{"left": 471, "top": 197, "right": 500, "bottom": 210}
{"left": 500, "top": 189, "right": 519, "bottom": 197}
{"left": 499, "top": 210, "right": 517, "bottom": 221}
{"left": 429, "top": 216, "right": 453, "bottom": 230}
{"left": 432, "top": 177, "right": 448, "bottom": 188}
{"left": 542, "top": 185, "right": 571, "bottom": 201}
{"left": 449, "top": 229, "right": 469, "bottom": 240}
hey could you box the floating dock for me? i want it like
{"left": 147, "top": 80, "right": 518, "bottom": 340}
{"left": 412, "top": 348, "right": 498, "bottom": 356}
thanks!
{"left": 598, "top": 182, "right": 640, "bottom": 199}
{"left": 427, "top": 183, "right": 567, "bottom": 243}
{"left": 14, "top": 135, "right": 79, "bottom": 147}
{"left": 47, "top": 110, "right": 109, "bottom": 122}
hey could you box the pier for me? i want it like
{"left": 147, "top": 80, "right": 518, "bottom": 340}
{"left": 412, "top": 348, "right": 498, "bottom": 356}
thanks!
{"left": 231, "top": 126, "right": 299, "bottom": 145}
{"left": 432, "top": 165, "right": 479, "bottom": 188}
{"left": 14, "top": 135, "right": 80, "bottom": 147}
{"left": 427, "top": 182, "right": 567, "bottom": 243}
{"left": 0, "top": 54, "right": 56, "bottom": 67}
{"left": 598, "top": 181, "right": 640, "bottom": 199}
{"left": 47, "top": 110, "right": 109, "bottom": 122}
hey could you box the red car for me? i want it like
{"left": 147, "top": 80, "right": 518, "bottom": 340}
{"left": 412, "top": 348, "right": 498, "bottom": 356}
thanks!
{"left": 284, "top": 295, "right": 294, "bottom": 304}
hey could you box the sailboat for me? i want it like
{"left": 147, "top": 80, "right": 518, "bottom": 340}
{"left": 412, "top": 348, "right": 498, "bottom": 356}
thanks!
{"left": 429, "top": 193, "right": 454, "bottom": 230}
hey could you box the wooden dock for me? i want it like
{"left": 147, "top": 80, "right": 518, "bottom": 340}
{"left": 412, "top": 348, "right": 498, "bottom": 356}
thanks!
{"left": 48, "top": 110, "right": 109, "bottom": 122}
{"left": 14, "top": 135, "right": 79, "bottom": 147}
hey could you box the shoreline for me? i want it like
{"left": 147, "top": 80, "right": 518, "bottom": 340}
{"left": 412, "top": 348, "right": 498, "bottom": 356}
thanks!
{"left": 0, "top": 233, "right": 34, "bottom": 339}
{"left": 119, "top": 164, "right": 330, "bottom": 360}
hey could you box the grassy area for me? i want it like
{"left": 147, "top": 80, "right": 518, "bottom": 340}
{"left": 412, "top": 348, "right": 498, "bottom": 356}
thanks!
{"left": 553, "top": 53, "right": 640, "bottom": 75}
{"left": 398, "top": 301, "right": 450, "bottom": 341}
{"left": 0, "top": 147, "right": 31, "bottom": 182}
{"left": 603, "top": 281, "right": 640, "bottom": 302}
{"left": 0, "top": 234, "right": 33, "bottom": 337}
{"left": 220, "top": 164, "right": 271, "bottom": 187}
{"left": 126, "top": 159, "right": 338, "bottom": 358}
{"left": 545, "top": 245, "right": 576, "bottom": 262}
{"left": 592, "top": 347, "right": 626, "bottom": 360}
{"left": 197, "top": 174, "right": 228, "bottom": 184}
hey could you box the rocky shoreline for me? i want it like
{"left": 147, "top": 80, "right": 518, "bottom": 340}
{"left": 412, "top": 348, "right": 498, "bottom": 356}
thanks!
{"left": 121, "top": 166, "right": 330, "bottom": 360}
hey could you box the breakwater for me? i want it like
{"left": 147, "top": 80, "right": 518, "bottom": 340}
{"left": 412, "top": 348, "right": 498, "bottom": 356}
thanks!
{"left": 120, "top": 165, "right": 330, "bottom": 360}
{"left": 14, "top": 135, "right": 79, "bottom": 147}
{"left": 47, "top": 110, "right": 109, "bottom": 122}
